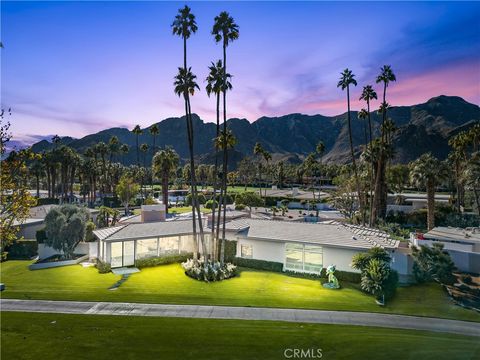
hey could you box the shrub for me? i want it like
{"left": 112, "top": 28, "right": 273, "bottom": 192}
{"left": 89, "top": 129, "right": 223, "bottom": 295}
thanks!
{"left": 135, "top": 253, "right": 191, "bottom": 269}
{"left": 36, "top": 228, "right": 47, "bottom": 244}
{"left": 36, "top": 198, "right": 59, "bottom": 206}
{"left": 144, "top": 197, "right": 157, "bottom": 205}
{"left": 334, "top": 270, "right": 362, "bottom": 284}
{"left": 235, "top": 203, "right": 246, "bottom": 211}
{"left": 205, "top": 199, "right": 218, "bottom": 209}
{"left": 224, "top": 240, "right": 237, "bottom": 262}
{"left": 96, "top": 259, "right": 111, "bottom": 274}
{"left": 182, "top": 259, "right": 238, "bottom": 282}
{"left": 233, "top": 257, "right": 284, "bottom": 272}
{"left": 85, "top": 221, "right": 96, "bottom": 242}
{"left": 185, "top": 193, "right": 207, "bottom": 206}
{"left": 411, "top": 243, "right": 456, "bottom": 285}
{"left": 6, "top": 240, "right": 38, "bottom": 260}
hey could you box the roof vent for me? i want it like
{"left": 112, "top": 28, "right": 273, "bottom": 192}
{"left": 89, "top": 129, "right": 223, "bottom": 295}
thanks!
{"left": 352, "top": 236, "right": 357, "bottom": 240}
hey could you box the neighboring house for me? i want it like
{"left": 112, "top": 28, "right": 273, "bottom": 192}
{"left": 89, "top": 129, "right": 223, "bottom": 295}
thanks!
{"left": 387, "top": 193, "right": 451, "bottom": 214}
{"left": 410, "top": 227, "right": 480, "bottom": 273}
{"left": 94, "top": 215, "right": 408, "bottom": 279}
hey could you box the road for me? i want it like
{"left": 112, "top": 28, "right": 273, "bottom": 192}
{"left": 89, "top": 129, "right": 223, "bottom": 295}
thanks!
{"left": 1, "top": 299, "right": 479, "bottom": 337}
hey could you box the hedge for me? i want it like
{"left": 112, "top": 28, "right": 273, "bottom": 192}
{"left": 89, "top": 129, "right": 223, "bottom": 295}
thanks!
{"left": 233, "top": 257, "right": 284, "bottom": 272}
{"left": 135, "top": 253, "right": 192, "bottom": 269}
{"left": 36, "top": 228, "right": 47, "bottom": 244}
{"left": 224, "top": 240, "right": 237, "bottom": 262}
{"left": 36, "top": 198, "right": 59, "bottom": 206}
{"left": 6, "top": 240, "right": 38, "bottom": 260}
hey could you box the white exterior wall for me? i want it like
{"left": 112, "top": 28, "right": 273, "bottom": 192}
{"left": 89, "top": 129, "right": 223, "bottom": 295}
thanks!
{"left": 18, "top": 223, "right": 44, "bottom": 240}
{"left": 322, "top": 247, "right": 359, "bottom": 273}
{"left": 236, "top": 237, "right": 284, "bottom": 263}
{"left": 38, "top": 242, "right": 90, "bottom": 260}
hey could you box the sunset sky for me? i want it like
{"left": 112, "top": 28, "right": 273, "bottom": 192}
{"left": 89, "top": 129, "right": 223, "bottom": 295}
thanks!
{"left": 1, "top": 1, "right": 479, "bottom": 147}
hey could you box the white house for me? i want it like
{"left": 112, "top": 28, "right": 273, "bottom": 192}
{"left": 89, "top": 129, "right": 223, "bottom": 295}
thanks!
{"left": 93, "top": 216, "right": 408, "bottom": 277}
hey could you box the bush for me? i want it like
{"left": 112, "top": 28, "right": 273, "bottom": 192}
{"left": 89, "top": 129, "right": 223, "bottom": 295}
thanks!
{"left": 235, "top": 203, "right": 246, "bottom": 210}
{"left": 102, "top": 196, "right": 121, "bottom": 208}
{"left": 85, "top": 221, "right": 96, "bottom": 242}
{"left": 185, "top": 193, "right": 207, "bottom": 206}
{"left": 135, "top": 253, "right": 192, "bottom": 269}
{"left": 334, "top": 270, "right": 362, "bottom": 284}
{"left": 144, "top": 197, "right": 157, "bottom": 205}
{"left": 96, "top": 259, "right": 111, "bottom": 274}
{"left": 182, "top": 259, "right": 238, "bottom": 282}
{"left": 6, "top": 240, "right": 38, "bottom": 259}
{"left": 224, "top": 240, "right": 237, "bottom": 262}
{"left": 233, "top": 257, "right": 284, "bottom": 272}
{"left": 36, "top": 198, "right": 59, "bottom": 206}
{"left": 36, "top": 228, "right": 47, "bottom": 244}
{"left": 205, "top": 199, "right": 218, "bottom": 209}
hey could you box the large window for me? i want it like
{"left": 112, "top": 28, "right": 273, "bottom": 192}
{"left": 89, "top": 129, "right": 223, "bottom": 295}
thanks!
{"left": 240, "top": 244, "right": 253, "bottom": 259}
{"left": 285, "top": 243, "right": 323, "bottom": 274}
{"left": 136, "top": 238, "right": 158, "bottom": 260}
{"left": 110, "top": 242, "right": 123, "bottom": 268}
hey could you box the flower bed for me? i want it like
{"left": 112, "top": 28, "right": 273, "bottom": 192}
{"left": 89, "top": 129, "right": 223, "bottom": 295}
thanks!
{"left": 182, "top": 259, "right": 238, "bottom": 282}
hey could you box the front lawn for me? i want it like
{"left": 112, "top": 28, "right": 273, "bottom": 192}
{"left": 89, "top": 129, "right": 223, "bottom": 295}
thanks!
{"left": 1, "top": 261, "right": 479, "bottom": 321}
{"left": 2, "top": 312, "right": 479, "bottom": 360}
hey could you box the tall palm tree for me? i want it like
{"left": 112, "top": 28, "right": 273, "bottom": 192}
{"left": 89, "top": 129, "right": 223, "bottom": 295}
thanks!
{"left": 206, "top": 59, "right": 232, "bottom": 259}
{"left": 372, "top": 65, "right": 396, "bottom": 223}
{"left": 152, "top": 148, "right": 179, "bottom": 214}
{"left": 212, "top": 11, "right": 239, "bottom": 263}
{"left": 140, "top": 143, "right": 149, "bottom": 169}
{"left": 360, "top": 85, "right": 378, "bottom": 226}
{"left": 29, "top": 155, "right": 45, "bottom": 198}
{"left": 132, "top": 125, "right": 143, "bottom": 166}
{"left": 214, "top": 129, "right": 237, "bottom": 263}
{"left": 149, "top": 124, "right": 160, "bottom": 154}
{"left": 120, "top": 143, "right": 129, "bottom": 165}
{"left": 316, "top": 141, "right": 325, "bottom": 195}
{"left": 95, "top": 141, "right": 108, "bottom": 196}
{"left": 337, "top": 68, "right": 363, "bottom": 224}
{"left": 253, "top": 142, "right": 265, "bottom": 197}
{"left": 410, "top": 153, "right": 448, "bottom": 230}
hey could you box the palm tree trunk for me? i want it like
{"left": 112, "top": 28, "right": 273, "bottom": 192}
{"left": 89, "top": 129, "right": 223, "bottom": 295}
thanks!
{"left": 346, "top": 86, "right": 363, "bottom": 225}
{"left": 162, "top": 174, "right": 169, "bottom": 214}
{"left": 367, "top": 101, "right": 374, "bottom": 227}
{"left": 211, "top": 93, "right": 221, "bottom": 261}
{"left": 220, "top": 40, "right": 228, "bottom": 264}
{"left": 427, "top": 180, "right": 435, "bottom": 230}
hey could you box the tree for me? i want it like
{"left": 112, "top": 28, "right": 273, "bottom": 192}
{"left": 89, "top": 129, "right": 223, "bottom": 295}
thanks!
{"left": 153, "top": 148, "right": 179, "bottom": 214}
{"left": 235, "top": 191, "right": 264, "bottom": 216}
{"left": 410, "top": 153, "right": 448, "bottom": 230}
{"left": 372, "top": 65, "right": 396, "bottom": 224}
{"left": 206, "top": 59, "right": 232, "bottom": 258}
{"left": 337, "top": 69, "right": 363, "bottom": 225}
{"left": 0, "top": 119, "right": 37, "bottom": 258}
{"left": 386, "top": 164, "right": 410, "bottom": 194}
{"left": 214, "top": 129, "right": 237, "bottom": 263}
{"left": 352, "top": 247, "right": 398, "bottom": 303}
{"left": 360, "top": 85, "right": 378, "bottom": 226}
{"left": 132, "top": 125, "right": 143, "bottom": 166}
{"left": 212, "top": 11, "right": 239, "bottom": 264}
{"left": 411, "top": 243, "right": 456, "bottom": 285}
{"left": 97, "top": 206, "right": 120, "bottom": 228}
{"left": 464, "top": 152, "right": 480, "bottom": 214}
{"left": 120, "top": 143, "right": 130, "bottom": 164}
{"left": 116, "top": 175, "right": 140, "bottom": 215}
{"left": 172, "top": 5, "right": 206, "bottom": 262}
{"left": 44, "top": 205, "right": 89, "bottom": 259}
{"left": 149, "top": 124, "right": 160, "bottom": 154}
{"left": 253, "top": 142, "right": 266, "bottom": 197}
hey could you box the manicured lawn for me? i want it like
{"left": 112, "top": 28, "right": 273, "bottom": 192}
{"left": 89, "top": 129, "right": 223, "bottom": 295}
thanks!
{"left": 1, "top": 261, "right": 479, "bottom": 322}
{"left": 2, "top": 312, "right": 479, "bottom": 360}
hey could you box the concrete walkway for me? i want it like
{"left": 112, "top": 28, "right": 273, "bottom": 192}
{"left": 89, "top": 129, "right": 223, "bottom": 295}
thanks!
{"left": 1, "top": 299, "right": 479, "bottom": 337}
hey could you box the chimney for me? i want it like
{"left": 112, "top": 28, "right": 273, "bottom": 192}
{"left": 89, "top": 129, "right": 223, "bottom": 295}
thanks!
{"left": 140, "top": 204, "right": 166, "bottom": 222}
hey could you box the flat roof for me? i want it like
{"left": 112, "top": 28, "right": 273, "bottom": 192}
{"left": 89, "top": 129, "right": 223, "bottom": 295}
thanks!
{"left": 424, "top": 227, "right": 480, "bottom": 244}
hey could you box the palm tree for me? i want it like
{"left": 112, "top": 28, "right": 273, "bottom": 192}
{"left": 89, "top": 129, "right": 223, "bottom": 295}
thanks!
{"left": 337, "top": 68, "right": 363, "bottom": 224}
{"left": 132, "top": 125, "right": 143, "bottom": 166}
{"left": 214, "top": 129, "right": 237, "bottom": 263}
{"left": 172, "top": 5, "right": 198, "bottom": 70}
{"left": 316, "top": 141, "right": 325, "bottom": 195}
{"left": 464, "top": 152, "right": 480, "bottom": 215}
{"left": 206, "top": 59, "right": 232, "bottom": 259}
{"left": 120, "top": 143, "right": 129, "bottom": 164}
{"left": 360, "top": 85, "right": 378, "bottom": 226}
{"left": 153, "top": 148, "right": 179, "bottom": 214}
{"left": 140, "top": 143, "right": 149, "bottom": 169}
{"left": 212, "top": 12, "right": 239, "bottom": 263}
{"left": 372, "top": 65, "right": 396, "bottom": 223}
{"left": 410, "top": 153, "right": 448, "bottom": 230}
{"left": 149, "top": 124, "right": 160, "bottom": 154}
{"left": 95, "top": 141, "right": 108, "bottom": 196}
{"left": 253, "top": 142, "right": 265, "bottom": 197}
{"left": 29, "top": 155, "right": 45, "bottom": 198}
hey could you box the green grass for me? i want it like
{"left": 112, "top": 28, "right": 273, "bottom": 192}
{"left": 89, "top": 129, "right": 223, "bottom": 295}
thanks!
{"left": 1, "top": 261, "right": 479, "bottom": 322}
{"left": 2, "top": 312, "right": 479, "bottom": 360}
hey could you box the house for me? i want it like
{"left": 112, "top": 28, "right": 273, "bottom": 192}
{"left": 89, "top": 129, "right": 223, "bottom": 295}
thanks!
{"left": 410, "top": 227, "right": 480, "bottom": 273}
{"left": 387, "top": 193, "right": 452, "bottom": 214}
{"left": 93, "top": 216, "right": 408, "bottom": 278}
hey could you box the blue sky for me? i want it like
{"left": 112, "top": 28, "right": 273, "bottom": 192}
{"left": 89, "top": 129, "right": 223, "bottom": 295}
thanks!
{"left": 1, "top": 1, "right": 479, "bottom": 146}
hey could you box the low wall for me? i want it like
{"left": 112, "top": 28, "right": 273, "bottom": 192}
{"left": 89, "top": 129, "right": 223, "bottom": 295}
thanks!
{"left": 29, "top": 254, "right": 89, "bottom": 270}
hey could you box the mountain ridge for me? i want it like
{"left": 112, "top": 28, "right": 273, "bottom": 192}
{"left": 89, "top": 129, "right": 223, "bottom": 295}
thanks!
{"left": 29, "top": 95, "right": 480, "bottom": 166}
